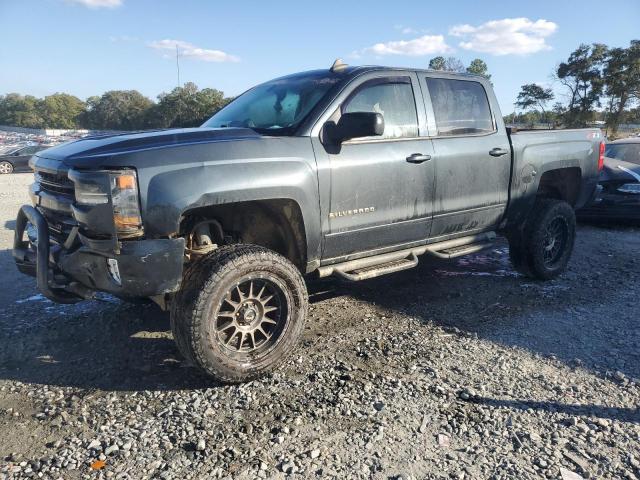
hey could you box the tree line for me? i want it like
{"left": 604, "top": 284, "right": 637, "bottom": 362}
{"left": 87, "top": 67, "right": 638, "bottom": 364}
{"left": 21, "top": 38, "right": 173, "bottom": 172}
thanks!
{"left": 1, "top": 41, "right": 638, "bottom": 135}
{"left": 509, "top": 40, "right": 639, "bottom": 136}
{"left": 0, "top": 82, "right": 232, "bottom": 131}
{"left": 0, "top": 58, "right": 491, "bottom": 132}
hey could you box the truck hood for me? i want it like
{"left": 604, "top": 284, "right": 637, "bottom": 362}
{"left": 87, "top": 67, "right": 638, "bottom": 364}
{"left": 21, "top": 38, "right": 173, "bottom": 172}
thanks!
{"left": 36, "top": 127, "right": 261, "bottom": 164}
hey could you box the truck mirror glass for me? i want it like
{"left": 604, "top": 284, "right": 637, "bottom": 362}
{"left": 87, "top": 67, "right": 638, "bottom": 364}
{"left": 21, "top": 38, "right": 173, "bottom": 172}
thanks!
{"left": 336, "top": 112, "right": 384, "bottom": 143}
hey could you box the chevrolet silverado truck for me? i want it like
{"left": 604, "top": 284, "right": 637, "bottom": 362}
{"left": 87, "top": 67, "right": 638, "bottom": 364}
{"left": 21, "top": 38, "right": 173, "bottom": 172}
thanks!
{"left": 14, "top": 61, "right": 603, "bottom": 382}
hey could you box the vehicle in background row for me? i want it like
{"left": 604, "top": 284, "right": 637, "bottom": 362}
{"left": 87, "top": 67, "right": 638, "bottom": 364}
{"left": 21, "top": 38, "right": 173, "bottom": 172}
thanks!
{"left": 0, "top": 144, "right": 51, "bottom": 174}
{"left": 14, "top": 62, "right": 602, "bottom": 383}
{"left": 579, "top": 138, "right": 640, "bottom": 221}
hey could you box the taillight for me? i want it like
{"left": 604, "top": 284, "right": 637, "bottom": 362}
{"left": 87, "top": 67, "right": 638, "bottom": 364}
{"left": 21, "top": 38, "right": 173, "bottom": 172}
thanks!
{"left": 598, "top": 141, "right": 605, "bottom": 171}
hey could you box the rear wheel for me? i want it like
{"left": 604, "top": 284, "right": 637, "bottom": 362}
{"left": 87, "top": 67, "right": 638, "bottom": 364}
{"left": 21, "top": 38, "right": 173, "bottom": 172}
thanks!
{"left": 507, "top": 199, "right": 576, "bottom": 280}
{"left": 170, "top": 244, "right": 308, "bottom": 383}
{"left": 0, "top": 161, "right": 14, "bottom": 174}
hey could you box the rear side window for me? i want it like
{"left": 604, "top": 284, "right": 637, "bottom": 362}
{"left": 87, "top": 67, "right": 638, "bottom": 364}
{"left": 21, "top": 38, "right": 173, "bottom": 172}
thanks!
{"left": 343, "top": 79, "right": 418, "bottom": 139}
{"left": 426, "top": 78, "right": 494, "bottom": 136}
{"left": 19, "top": 145, "right": 40, "bottom": 155}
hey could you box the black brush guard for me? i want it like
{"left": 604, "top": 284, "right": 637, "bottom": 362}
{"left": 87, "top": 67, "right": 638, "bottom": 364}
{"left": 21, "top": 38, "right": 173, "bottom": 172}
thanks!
{"left": 13, "top": 205, "right": 82, "bottom": 304}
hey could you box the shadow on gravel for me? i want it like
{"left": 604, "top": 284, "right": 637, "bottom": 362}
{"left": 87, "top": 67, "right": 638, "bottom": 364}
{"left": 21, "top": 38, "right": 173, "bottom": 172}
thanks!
{"left": 308, "top": 228, "right": 640, "bottom": 384}
{"left": 0, "top": 295, "right": 218, "bottom": 392}
{"left": 472, "top": 397, "right": 640, "bottom": 424}
{"left": 0, "top": 224, "right": 638, "bottom": 397}
{"left": 577, "top": 217, "right": 640, "bottom": 229}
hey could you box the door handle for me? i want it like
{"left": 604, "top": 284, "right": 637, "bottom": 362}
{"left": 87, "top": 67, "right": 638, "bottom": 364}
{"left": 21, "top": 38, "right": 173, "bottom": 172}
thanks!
{"left": 406, "top": 153, "right": 431, "bottom": 164}
{"left": 489, "top": 147, "right": 509, "bottom": 157}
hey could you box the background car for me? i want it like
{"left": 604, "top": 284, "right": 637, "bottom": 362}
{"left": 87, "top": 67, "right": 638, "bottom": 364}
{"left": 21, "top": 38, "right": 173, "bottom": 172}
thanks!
{"left": 579, "top": 138, "right": 640, "bottom": 221}
{"left": 0, "top": 144, "right": 50, "bottom": 174}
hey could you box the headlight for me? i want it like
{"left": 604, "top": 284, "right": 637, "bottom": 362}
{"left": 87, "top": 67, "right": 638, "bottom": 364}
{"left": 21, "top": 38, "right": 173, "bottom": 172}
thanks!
{"left": 617, "top": 183, "right": 640, "bottom": 194}
{"left": 72, "top": 169, "right": 143, "bottom": 238}
{"left": 110, "top": 170, "right": 143, "bottom": 238}
{"left": 74, "top": 178, "right": 110, "bottom": 205}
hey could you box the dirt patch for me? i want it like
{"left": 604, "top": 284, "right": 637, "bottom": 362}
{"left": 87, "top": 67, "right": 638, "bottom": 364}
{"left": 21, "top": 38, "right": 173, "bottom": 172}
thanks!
{"left": 0, "top": 173, "right": 638, "bottom": 479}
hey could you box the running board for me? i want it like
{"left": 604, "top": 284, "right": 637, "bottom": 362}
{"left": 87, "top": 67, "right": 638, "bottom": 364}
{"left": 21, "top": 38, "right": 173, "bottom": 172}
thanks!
{"left": 318, "top": 232, "right": 496, "bottom": 281}
{"left": 426, "top": 241, "right": 494, "bottom": 259}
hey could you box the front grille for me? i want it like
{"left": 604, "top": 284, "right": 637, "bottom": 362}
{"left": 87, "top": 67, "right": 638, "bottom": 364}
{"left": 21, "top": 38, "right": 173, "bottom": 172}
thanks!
{"left": 35, "top": 171, "right": 75, "bottom": 198}
{"left": 33, "top": 168, "right": 76, "bottom": 245}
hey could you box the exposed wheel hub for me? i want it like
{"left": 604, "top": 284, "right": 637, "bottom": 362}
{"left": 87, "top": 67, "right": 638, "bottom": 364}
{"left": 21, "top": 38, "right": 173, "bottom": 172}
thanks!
{"left": 237, "top": 301, "right": 260, "bottom": 326}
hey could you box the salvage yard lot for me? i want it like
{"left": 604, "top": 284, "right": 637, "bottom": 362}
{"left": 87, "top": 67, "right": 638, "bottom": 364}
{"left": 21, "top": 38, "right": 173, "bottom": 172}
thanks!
{"left": 0, "top": 172, "right": 638, "bottom": 479}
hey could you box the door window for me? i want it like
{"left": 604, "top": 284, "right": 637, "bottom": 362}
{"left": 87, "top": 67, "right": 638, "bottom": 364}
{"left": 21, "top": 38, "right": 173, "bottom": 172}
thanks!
{"left": 18, "top": 145, "right": 40, "bottom": 155}
{"left": 343, "top": 79, "right": 418, "bottom": 139}
{"left": 426, "top": 78, "right": 494, "bottom": 136}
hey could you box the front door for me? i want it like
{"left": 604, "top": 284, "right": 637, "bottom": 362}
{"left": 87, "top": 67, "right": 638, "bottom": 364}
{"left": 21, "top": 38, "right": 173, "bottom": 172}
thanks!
{"left": 322, "top": 73, "right": 436, "bottom": 260}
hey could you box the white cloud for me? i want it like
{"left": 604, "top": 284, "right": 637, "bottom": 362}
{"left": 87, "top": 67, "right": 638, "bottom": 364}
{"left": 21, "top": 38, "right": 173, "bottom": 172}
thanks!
{"left": 394, "top": 25, "right": 418, "bottom": 35}
{"left": 449, "top": 18, "right": 557, "bottom": 55}
{"left": 358, "top": 35, "right": 452, "bottom": 57}
{"left": 65, "top": 0, "right": 122, "bottom": 8}
{"left": 148, "top": 39, "right": 240, "bottom": 63}
{"left": 109, "top": 35, "right": 138, "bottom": 42}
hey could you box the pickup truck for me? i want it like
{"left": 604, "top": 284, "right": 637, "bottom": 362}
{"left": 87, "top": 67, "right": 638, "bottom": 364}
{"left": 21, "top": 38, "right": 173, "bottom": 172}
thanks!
{"left": 14, "top": 61, "right": 603, "bottom": 383}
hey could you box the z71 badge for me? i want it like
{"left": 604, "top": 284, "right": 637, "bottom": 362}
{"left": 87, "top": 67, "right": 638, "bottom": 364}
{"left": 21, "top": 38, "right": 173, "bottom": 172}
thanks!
{"left": 329, "top": 206, "right": 375, "bottom": 219}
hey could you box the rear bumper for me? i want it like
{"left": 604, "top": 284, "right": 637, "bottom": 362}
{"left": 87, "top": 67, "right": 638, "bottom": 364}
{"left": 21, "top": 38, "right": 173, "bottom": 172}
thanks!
{"left": 13, "top": 205, "right": 185, "bottom": 303}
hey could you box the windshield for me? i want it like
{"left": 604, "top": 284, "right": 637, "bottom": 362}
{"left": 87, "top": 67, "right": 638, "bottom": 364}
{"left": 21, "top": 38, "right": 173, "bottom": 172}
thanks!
{"left": 202, "top": 72, "right": 343, "bottom": 135}
{"left": 605, "top": 143, "right": 640, "bottom": 165}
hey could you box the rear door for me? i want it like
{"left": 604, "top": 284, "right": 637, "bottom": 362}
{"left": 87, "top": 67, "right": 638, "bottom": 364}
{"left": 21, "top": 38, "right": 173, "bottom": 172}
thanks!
{"left": 420, "top": 75, "right": 511, "bottom": 240}
{"left": 321, "top": 72, "right": 436, "bottom": 260}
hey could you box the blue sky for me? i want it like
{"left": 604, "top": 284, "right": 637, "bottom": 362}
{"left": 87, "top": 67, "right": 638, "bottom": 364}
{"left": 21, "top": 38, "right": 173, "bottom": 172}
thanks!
{"left": 1, "top": 0, "right": 638, "bottom": 114}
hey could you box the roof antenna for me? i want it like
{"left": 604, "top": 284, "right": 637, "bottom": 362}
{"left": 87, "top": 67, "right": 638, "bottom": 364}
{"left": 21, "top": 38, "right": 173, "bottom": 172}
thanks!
{"left": 330, "top": 58, "right": 348, "bottom": 72}
{"left": 176, "top": 44, "right": 181, "bottom": 88}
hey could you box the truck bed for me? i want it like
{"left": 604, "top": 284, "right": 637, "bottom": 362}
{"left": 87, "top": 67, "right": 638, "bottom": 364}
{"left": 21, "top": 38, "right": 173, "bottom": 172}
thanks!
{"left": 506, "top": 128, "right": 602, "bottom": 225}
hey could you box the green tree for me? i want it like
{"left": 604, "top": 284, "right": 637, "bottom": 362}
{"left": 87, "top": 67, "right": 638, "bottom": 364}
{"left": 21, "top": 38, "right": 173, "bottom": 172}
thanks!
{"left": 556, "top": 43, "right": 608, "bottom": 127}
{"left": 39, "top": 93, "right": 86, "bottom": 129}
{"left": 603, "top": 40, "right": 640, "bottom": 137}
{"left": 154, "top": 82, "right": 228, "bottom": 128}
{"left": 84, "top": 90, "right": 153, "bottom": 130}
{"left": 466, "top": 59, "right": 491, "bottom": 80}
{"left": 515, "top": 84, "right": 555, "bottom": 127}
{"left": 428, "top": 56, "right": 446, "bottom": 70}
{"left": 428, "top": 56, "right": 465, "bottom": 73}
{"left": 551, "top": 102, "right": 567, "bottom": 128}
{"left": 0, "top": 93, "right": 44, "bottom": 128}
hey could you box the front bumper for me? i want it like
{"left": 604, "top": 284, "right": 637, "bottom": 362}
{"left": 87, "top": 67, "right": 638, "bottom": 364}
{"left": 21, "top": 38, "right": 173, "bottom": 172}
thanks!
{"left": 14, "top": 205, "right": 185, "bottom": 303}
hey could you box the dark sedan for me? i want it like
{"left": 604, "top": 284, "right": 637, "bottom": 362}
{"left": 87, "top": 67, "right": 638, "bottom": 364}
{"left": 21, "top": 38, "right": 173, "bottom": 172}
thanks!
{"left": 0, "top": 144, "right": 50, "bottom": 174}
{"left": 579, "top": 138, "right": 640, "bottom": 221}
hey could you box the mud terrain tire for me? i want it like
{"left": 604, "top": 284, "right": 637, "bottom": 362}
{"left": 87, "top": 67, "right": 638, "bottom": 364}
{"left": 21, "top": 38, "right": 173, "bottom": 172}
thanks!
{"left": 170, "top": 244, "right": 308, "bottom": 383}
{"left": 508, "top": 199, "right": 576, "bottom": 280}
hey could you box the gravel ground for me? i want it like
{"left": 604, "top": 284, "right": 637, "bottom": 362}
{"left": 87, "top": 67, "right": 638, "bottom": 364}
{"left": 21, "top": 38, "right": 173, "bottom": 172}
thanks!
{"left": 0, "top": 172, "right": 638, "bottom": 480}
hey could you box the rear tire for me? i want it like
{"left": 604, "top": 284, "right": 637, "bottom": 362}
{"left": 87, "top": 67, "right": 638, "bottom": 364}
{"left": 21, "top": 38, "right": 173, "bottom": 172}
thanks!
{"left": 170, "top": 244, "right": 308, "bottom": 383}
{"left": 507, "top": 199, "right": 576, "bottom": 280}
{"left": 0, "top": 161, "right": 14, "bottom": 174}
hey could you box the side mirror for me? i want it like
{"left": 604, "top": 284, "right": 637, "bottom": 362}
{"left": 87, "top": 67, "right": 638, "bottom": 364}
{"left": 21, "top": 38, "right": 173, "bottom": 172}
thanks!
{"left": 335, "top": 112, "right": 384, "bottom": 143}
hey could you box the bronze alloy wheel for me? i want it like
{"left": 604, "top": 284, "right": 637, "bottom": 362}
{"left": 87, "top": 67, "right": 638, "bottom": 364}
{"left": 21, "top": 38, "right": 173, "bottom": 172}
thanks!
{"left": 212, "top": 275, "right": 290, "bottom": 358}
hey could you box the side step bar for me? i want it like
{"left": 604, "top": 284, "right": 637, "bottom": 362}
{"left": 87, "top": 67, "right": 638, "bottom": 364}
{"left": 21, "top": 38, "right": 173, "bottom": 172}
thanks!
{"left": 318, "top": 232, "right": 496, "bottom": 281}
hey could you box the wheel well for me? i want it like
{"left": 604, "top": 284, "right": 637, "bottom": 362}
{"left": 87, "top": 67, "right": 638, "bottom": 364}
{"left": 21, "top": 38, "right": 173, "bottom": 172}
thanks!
{"left": 179, "top": 199, "right": 307, "bottom": 271}
{"left": 536, "top": 167, "right": 582, "bottom": 206}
